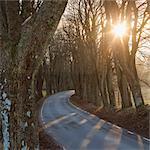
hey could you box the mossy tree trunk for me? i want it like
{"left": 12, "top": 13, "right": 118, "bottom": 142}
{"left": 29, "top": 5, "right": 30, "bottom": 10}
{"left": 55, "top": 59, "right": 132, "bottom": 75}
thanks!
{"left": 1, "top": 0, "right": 67, "bottom": 149}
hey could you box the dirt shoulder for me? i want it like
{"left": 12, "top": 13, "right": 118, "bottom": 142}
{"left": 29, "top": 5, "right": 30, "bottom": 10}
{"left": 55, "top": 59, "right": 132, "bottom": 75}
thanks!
{"left": 70, "top": 95, "right": 150, "bottom": 139}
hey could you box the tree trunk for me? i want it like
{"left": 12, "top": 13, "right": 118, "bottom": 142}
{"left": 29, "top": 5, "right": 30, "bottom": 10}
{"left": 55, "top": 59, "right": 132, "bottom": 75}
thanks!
{"left": 35, "top": 64, "right": 44, "bottom": 99}
{"left": 129, "top": 58, "right": 144, "bottom": 107}
{"left": 44, "top": 61, "right": 52, "bottom": 95}
{"left": 116, "top": 68, "right": 132, "bottom": 108}
{"left": 106, "top": 63, "right": 116, "bottom": 108}
{"left": 1, "top": 0, "right": 68, "bottom": 149}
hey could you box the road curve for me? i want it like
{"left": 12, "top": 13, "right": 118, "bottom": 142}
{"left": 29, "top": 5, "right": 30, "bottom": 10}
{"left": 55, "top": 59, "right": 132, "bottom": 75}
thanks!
{"left": 40, "top": 90, "right": 149, "bottom": 150}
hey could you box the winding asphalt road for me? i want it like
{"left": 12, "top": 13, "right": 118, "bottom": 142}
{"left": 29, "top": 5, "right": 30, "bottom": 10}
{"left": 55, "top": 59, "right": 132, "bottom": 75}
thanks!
{"left": 40, "top": 90, "right": 150, "bottom": 150}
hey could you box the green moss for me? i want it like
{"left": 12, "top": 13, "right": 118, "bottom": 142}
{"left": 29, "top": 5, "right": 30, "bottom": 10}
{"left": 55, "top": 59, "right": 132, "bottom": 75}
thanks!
{"left": 47, "top": 19, "right": 55, "bottom": 29}
{"left": 11, "top": 46, "right": 17, "bottom": 60}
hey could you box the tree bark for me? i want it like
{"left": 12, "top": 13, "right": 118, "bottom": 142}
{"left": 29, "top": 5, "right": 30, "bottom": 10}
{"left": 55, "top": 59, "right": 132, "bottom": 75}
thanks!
{"left": 1, "top": 0, "right": 67, "bottom": 149}
{"left": 106, "top": 62, "right": 116, "bottom": 108}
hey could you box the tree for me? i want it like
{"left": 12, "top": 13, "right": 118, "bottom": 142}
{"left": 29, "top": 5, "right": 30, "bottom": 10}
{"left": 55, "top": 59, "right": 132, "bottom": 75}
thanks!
{"left": 0, "top": 0, "right": 67, "bottom": 149}
{"left": 103, "top": 0, "right": 149, "bottom": 107}
{"left": 50, "top": 0, "right": 149, "bottom": 109}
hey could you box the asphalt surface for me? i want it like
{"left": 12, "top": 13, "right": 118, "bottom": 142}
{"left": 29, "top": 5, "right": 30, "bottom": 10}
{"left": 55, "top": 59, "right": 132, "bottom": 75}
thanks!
{"left": 40, "top": 90, "right": 150, "bottom": 150}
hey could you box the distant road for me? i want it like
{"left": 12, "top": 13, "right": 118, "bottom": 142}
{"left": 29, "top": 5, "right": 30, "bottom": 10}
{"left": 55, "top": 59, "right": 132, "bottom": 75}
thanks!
{"left": 40, "top": 90, "right": 150, "bottom": 150}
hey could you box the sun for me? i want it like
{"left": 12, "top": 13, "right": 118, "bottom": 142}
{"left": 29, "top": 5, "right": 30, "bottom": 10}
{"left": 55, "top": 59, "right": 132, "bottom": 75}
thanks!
{"left": 113, "top": 22, "right": 127, "bottom": 37}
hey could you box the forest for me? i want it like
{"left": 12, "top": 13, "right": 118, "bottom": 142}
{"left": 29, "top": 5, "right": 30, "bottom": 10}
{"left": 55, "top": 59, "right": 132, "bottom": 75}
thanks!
{"left": 0, "top": 0, "right": 149, "bottom": 149}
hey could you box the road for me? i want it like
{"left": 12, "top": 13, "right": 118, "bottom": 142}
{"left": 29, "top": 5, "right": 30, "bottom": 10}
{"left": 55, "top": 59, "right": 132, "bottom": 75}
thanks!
{"left": 40, "top": 90, "right": 150, "bottom": 150}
